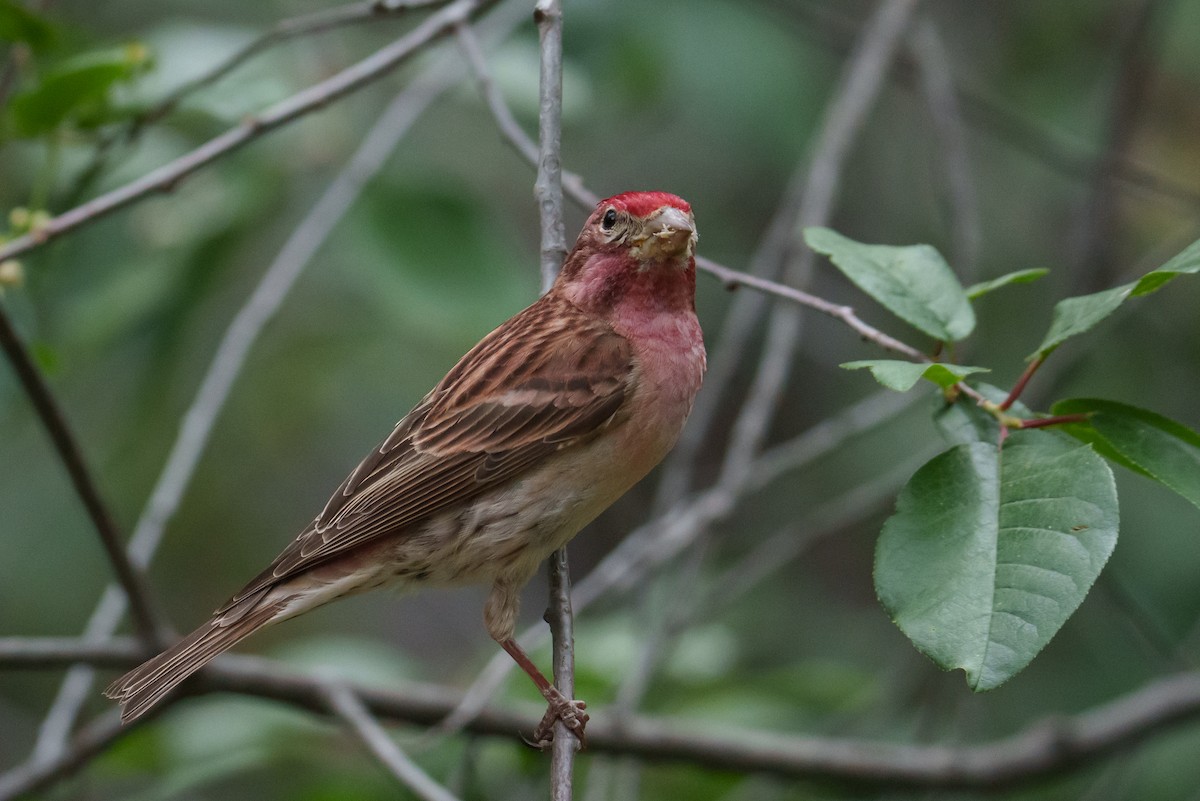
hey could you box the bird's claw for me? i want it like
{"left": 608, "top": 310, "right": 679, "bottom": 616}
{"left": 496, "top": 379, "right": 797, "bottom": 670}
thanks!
{"left": 529, "top": 691, "right": 588, "bottom": 750}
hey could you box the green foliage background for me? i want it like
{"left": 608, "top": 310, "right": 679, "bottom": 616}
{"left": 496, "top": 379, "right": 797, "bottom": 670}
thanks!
{"left": 2, "top": 0, "right": 1200, "bottom": 798}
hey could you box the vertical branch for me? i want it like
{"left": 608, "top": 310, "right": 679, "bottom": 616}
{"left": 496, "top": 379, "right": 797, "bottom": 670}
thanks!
{"left": 534, "top": 0, "right": 568, "bottom": 292}
{"left": 534, "top": 0, "right": 577, "bottom": 796}
{"left": 545, "top": 548, "right": 579, "bottom": 793}
{"left": 0, "top": 307, "right": 166, "bottom": 648}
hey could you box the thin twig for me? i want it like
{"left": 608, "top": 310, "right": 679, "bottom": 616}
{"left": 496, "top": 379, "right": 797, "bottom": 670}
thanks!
{"left": 28, "top": 19, "right": 499, "bottom": 766}
{"left": 909, "top": 17, "right": 980, "bottom": 277}
{"left": 694, "top": 256, "right": 926, "bottom": 360}
{"left": 0, "top": 0, "right": 498, "bottom": 265}
{"left": 136, "top": 0, "right": 452, "bottom": 128}
{"left": 0, "top": 307, "right": 166, "bottom": 648}
{"left": 324, "top": 682, "right": 464, "bottom": 801}
{"left": 7, "top": 644, "right": 1200, "bottom": 792}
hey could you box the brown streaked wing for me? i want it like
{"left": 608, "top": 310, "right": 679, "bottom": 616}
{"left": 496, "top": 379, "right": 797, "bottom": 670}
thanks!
{"left": 216, "top": 294, "right": 633, "bottom": 614}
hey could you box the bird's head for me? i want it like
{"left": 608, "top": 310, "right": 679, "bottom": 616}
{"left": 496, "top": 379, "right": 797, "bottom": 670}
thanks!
{"left": 555, "top": 191, "right": 697, "bottom": 316}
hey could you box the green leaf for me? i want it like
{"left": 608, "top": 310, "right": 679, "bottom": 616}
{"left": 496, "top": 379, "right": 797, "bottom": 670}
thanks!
{"left": 1131, "top": 236, "right": 1200, "bottom": 295}
{"left": 1030, "top": 283, "right": 1133, "bottom": 359}
{"left": 7, "top": 44, "right": 150, "bottom": 136}
{"left": 965, "top": 268, "right": 1049, "bottom": 300}
{"left": 805, "top": 227, "right": 975, "bottom": 342}
{"left": 841, "top": 359, "right": 988, "bottom": 392}
{"left": 0, "top": 0, "right": 57, "bottom": 52}
{"left": 1053, "top": 398, "right": 1200, "bottom": 511}
{"left": 1029, "top": 235, "right": 1200, "bottom": 358}
{"left": 875, "top": 431, "right": 1118, "bottom": 690}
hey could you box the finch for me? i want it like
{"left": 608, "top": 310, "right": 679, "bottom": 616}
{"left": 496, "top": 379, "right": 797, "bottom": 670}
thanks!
{"left": 106, "top": 191, "right": 705, "bottom": 745}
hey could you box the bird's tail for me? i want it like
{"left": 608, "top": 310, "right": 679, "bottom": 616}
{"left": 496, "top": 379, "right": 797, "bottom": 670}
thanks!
{"left": 105, "top": 593, "right": 282, "bottom": 723}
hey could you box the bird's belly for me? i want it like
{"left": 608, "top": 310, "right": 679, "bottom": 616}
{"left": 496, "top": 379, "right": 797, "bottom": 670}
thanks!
{"left": 365, "top": 403, "right": 686, "bottom": 591}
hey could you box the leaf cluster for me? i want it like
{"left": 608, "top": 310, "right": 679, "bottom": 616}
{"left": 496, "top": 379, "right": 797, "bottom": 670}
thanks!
{"left": 809, "top": 227, "right": 1200, "bottom": 689}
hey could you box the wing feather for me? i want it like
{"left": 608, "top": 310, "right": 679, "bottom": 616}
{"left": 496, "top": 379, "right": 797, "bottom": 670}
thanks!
{"left": 216, "top": 294, "right": 633, "bottom": 614}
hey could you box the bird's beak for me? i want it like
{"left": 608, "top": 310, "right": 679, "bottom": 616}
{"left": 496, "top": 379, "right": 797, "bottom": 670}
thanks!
{"left": 635, "top": 206, "right": 696, "bottom": 262}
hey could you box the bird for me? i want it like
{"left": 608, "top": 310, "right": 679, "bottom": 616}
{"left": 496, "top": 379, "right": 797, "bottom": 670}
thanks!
{"left": 106, "top": 191, "right": 705, "bottom": 746}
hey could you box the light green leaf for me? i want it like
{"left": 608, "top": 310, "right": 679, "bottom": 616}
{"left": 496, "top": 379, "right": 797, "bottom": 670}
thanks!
{"left": 7, "top": 44, "right": 151, "bottom": 136}
{"left": 841, "top": 359, "right": 988, "bottom": 392}
{"left": 1131, "top": 237, "right": 1200, "bottom": 294}
{"left": 805, "top": 227, "right": 975, "bottom": 342}
{"left": 875, "top": 431, "right": 1118, "bottom": 691}
{"left": 1030, "top": 283, "right": 1133, "bottom": 359}
{"left": 965, "top": 268, "right": 1049, "bottom": 300}
{"left": 1030, "top": 235, "right": 1200, "bottom": 358}
{"left": 1053, "top": 398, "right": 1200, "bottom": 511}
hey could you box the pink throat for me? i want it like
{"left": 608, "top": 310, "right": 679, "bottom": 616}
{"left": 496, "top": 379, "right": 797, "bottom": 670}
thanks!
{"left": 564, "top": 251, "right": 696, "bottom": 323}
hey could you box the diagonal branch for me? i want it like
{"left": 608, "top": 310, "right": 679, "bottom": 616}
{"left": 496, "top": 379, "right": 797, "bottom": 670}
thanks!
{"left": 0, "top": 308, "right": 166, "bottom": 648}
{"left": 135, "top": 0, "right": 453, "bottom": 129}
{"left": 324, "top": 682, "right": 464, "bottom": 801}
{"left": 0, "top": 0, "right": 499, "bottom": 265}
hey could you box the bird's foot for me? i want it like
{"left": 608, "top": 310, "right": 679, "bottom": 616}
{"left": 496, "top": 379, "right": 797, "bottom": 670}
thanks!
{"left": 529, "top": 688, "right": 588, "bottom": 750}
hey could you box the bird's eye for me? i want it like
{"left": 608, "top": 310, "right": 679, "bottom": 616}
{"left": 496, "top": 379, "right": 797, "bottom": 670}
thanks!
{"left": 601, "top": 208, "right": 618, "bottom": 231}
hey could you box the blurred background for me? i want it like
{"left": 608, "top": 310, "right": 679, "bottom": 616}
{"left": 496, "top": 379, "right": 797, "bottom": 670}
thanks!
{"left": 2, "top": 0, "right": 1200, "bottom": 798}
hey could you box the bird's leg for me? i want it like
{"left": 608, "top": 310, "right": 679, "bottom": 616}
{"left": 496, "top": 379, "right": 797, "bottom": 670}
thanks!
{"left": 499, "top": 638, "right": 589, "bottom": 748}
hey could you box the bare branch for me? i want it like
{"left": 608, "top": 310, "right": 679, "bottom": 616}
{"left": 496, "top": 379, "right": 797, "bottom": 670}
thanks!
{"left": 7, "top": 642, "right": 1200, "bottom": 792}
{"left": 324, "top": 682, "right": 464, "bottom": 801}
{"left": 534, "top": 0, "right": 567, "bottom": 291}
{"left": 0, "top": 308, "right": 166, "bottom": 648}
{"left": 719, "top": 0, "right": 924, "bottom": 484}
{"left": 532, "top": 0, "right": 578, "bottom": 793}
{"left": 0, "top": 0, "right": 499, "bottom": 265}
{"left": 136, "top": 0, "right": 453, "bottom": 128}
{"left": 455, "top": 21, "right": 596, "bottom": 208}
{"left": 693, "top": 256, "right": 926, "bottom": 359}
{"left": 0, "top": 711, "right": 151, "bottom": 801}
{"left": 909, "top": 18, "right": 981, "bottom": 277}
{"left": 28, "top": 19, "right": 501, "bottom": 766}
{"left": 546, "top": 548, "right": 580, "bottom": 786}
